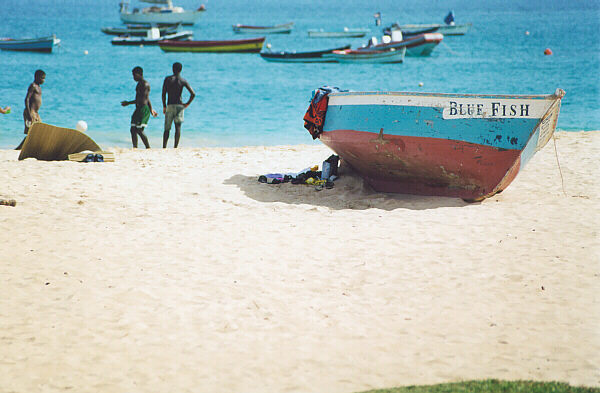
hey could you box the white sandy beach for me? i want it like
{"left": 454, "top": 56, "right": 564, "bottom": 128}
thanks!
{"left": 0, "top": 131, "right": 598, "bottom": 393}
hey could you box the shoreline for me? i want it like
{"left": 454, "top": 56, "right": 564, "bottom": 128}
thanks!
{"left": 1, "top": 131, "right": 598, "bottom": 392}
{"left": 1, "top": 128, "right": 598, "bottom": 152}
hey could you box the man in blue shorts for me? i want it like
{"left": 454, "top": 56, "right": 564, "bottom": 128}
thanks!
{"left": 162, "top": 62, "right": 195, "bottom": 148}
{"left": 121, "top": 66, "right": 158, "bottom": 148}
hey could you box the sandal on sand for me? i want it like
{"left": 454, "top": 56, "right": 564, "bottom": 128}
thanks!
{"left": 83, "top": 153, "right": 95, "bottom": 162}
{"left": 95, "top": 154, "right": 104, "bottom": 162}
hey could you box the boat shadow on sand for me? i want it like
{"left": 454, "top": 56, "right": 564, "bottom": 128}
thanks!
{"left": 223, "top": 165, "right": 473, "bottom": 211}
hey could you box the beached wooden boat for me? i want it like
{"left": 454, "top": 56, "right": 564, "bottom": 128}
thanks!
{"left": 111, "top": 29, "right": 192, "bottom": 45}
{"left": 233, "top": 22, "right": 294, "bottom": 34}
{"left": 329, "top": 47, "right": 406, "bottom": 63}
{"left": 357, "top": 33, "right": 443, "bottom": 57}
{"left": 101, "top": 24, "right": 179, "bottom": 36}
{"left": 307, "top": 28, "right": 370, "bottom": 38}
{"left": 307, "top": 89, "right": 565, "bottom": 201}
{"left": 260, "top": 45, "right": 351, "bottom": 63}
{"left": 158, "top": 37, "right": 265, "bottom": 53}
{"left": 0, "top": 35, "right": 60, "bottom": 53}
{"left": 119, "top": 0, "right": 205, "bottom": 25}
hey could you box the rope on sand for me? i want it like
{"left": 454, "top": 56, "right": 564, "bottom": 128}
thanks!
{"left": 552, "top": 134, "right": 567, "bottom": 197}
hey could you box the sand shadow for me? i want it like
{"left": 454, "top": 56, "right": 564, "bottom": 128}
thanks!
{"left": 224, "top": 166, "right": 473, "bottom": 211}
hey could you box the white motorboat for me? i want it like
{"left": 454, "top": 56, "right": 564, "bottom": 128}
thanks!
{"left": 119, "top": 0, "right": 205, "bottom": 25}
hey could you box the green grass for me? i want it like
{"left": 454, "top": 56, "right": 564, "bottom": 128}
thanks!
{"left": 357, "top": 380, "right": 599, "bottom": 393}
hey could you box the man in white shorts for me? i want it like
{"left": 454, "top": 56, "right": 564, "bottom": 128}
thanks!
{"left": 162, "top": 62, "right": 195, "bottom": 148}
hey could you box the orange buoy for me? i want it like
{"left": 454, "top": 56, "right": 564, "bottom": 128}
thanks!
{"left": 544, "top": 48, "right": 553, "bottom": 55}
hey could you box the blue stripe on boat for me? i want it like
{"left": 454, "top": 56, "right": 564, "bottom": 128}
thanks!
{"left": 323, "top": 104, "right": 540, "bottom": 150}
{"left": 519, "top": 127, "right": 541, "bottom": 170}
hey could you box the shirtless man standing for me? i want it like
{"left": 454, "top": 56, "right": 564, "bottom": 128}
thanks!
{"left": 121, "top": 66, "right": 158, "bottom": 148}
{"left": 16, "top": 69, "right": 45, "bottom": 149}
{"left": 162, "top": 62, "right": 195, "bottom": 148}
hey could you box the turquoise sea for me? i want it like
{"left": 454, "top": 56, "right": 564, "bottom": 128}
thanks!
{"left": 0, "top": 0, "right": 599, "bottom": 148}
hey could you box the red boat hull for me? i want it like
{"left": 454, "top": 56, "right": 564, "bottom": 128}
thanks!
{"left": 320, "top": 129, "right": 522, "bottom": 200}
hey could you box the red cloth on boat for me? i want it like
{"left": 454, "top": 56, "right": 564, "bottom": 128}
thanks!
{"left": 303, "top": 92, "right": 329, "bottom": 139}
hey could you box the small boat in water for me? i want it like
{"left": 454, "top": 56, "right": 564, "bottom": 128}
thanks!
{"left": 260, "top": 45, "right": 351, "bottom": 63}
{"left": 233, "top": 22, "right": 294, "bottom": 34}
{"left": 396, "top": 23, "right": 471, "bottom": 36}
{"left": 357, "top": 32, "right": 443, "bottom": 57}
{"left": 392, "top": 11, "right": 471, "bottom": 36}
{"left": 119, "top": 0, "right": 205, "bottom": 25}
{"left": 329, "top": 47, "right": 406, "bottom": 63}
{"left": 0, "top": 35, "right": 60, "bottom": 53}
{"left": 158, "top": 37, "right": 265, "bottom": 53}
{"left": 304, "top": 88, "right": 565, "bottom": 201}
{"left": 101, "top": 23, "right": 180, "bottom": 36}
{"left": 382, "top": 24, "right": 439, "bottom": 37}
{"left": 111, "top": 28, "right": 192, "bottom": 45}
{"left": 307, "top": 28, "right": 370, "bottom": 38}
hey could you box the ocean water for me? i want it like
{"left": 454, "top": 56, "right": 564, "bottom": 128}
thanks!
{"left": 0, "top": 0, "right": 599, "bottom": 148}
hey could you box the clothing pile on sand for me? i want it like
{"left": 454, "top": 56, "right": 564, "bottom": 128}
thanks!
{"left": 258, "top": 154, "right": 339, "bottom": 191}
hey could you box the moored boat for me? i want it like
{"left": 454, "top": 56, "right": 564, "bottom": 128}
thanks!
{"left": 158, "top": 37, "right": 265, "bottom": 53}
{"left": 119, "top": 0, "right": 205, "bottom": 25}
{"left": 396, "top": 23, "right": 471, "bottom": 36}
{"left": 0, "top": 35, "right": 60, "bottom": 53}
{"left": 260, "top": 45, "right": 351, "bottom": 63}
{"left": 329, "top": 47, "right": 406, "bottom": 63}
{"left": 382, "top": 24, "right": 439, "bottom": 37}
{"left": 111, "top": 29, "right": 192, "bottom": 45}
{"left": 357, "top": 33, "right": 443, "bottom": 57}
{"left": 392, "top": 11, "right": 471, "bottom": 36}
{"left": 233, "top": 22, "right": 294, "bottom": 34}
{"left": 307, "top": 28, "right": 370, "bottom": 38}
{"left": 101, "top": 24, "right": 180, "bottom": 36}
{"left": 305, "top": 88, "right": 565, "bottom": 201}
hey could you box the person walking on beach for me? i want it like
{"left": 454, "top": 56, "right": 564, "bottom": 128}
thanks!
{"left": 162, "top": 62, "right": 195, "bottom": 148}
{"left": 16, "top": 69, "right": 45, "bottom": 150}
{"left": 121, "top": 66, "right": 157, "bottom": 149}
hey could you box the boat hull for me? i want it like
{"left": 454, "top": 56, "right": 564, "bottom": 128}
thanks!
{"left": 405, "top": 40, "right": 440, "bottom": 56}
{"left": 319, "top": 90, "right": 563, "bottom": 200}
{"left": 111, "top": 31, "right": 192, "bottom": 45}
{"left": 396, "top": 23, "right": 472, "bottom": 35}
{"left": 260, "top": 45, "right": 351, "bottom": 63}
{"left": 308, "top": 29, "right": 369, "bottom": 38}
{"left": 159, "top": 37, "right": 265, "bottom": 53}
{"left": 233, "top": 23, "right": 294, "bottom": 34}
{"left": 330, "top": 47, "right": 406, "bottom": 63}
{"left": 358, "top": 33, "right": 443, "bottom": 57}
{"left": 120, "top": 10, "right": 203, "bottom": 25}
{"left": 101, "top": 25, "right": 178, "bottom": 36}
{"left": 0, "top": 36, "right": 58, "bottom": 53}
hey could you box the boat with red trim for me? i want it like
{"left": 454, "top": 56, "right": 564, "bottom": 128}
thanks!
{"left": 0, "top": 35, "right": 60, "bottom": 53}
{"left": 357, "top": 32, "right": 443, "bottom": 57}
{"left": 304, "top": 88, "right": 565, "bottom": 201}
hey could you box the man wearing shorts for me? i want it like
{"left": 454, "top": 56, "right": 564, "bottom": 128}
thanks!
{"left": 121, "top": 66, "right": 157, "bottom": 148}
{"left": 16, "top": 69, "right": 45, "bottom": 150}
{"left": 162, "top": 62, "right": 195, "bottom": 148}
